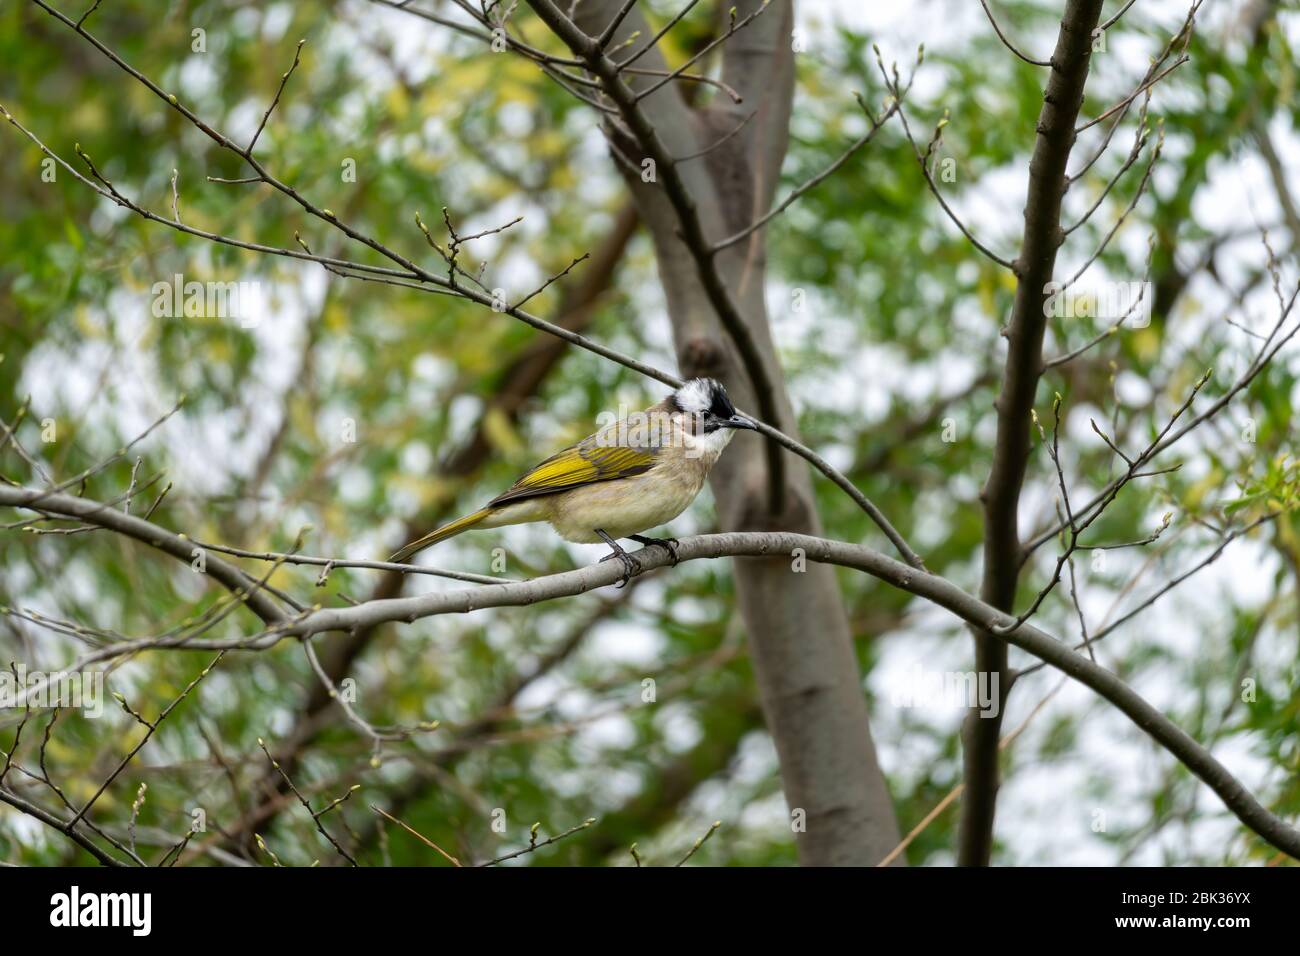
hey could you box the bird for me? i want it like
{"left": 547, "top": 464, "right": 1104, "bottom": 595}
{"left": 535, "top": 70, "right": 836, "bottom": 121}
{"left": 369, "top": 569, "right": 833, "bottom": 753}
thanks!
{"left": 389, "top": 377, "right": 757, "bottom": 584}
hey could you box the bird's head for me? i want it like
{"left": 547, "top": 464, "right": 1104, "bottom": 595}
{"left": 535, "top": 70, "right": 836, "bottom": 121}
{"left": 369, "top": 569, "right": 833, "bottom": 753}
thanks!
{"left": 670, "top": 378, "right": 757, "bottom": 435}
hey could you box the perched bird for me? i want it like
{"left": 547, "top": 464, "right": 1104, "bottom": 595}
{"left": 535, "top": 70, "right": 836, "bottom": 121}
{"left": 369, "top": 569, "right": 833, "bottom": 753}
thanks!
{"left": 390, "top": 378, "right": 756, "bottom": 583}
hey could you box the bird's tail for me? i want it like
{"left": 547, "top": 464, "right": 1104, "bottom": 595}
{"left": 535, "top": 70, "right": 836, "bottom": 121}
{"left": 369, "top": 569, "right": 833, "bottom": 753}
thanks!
{"left": 389, "top": 508, "right": 491, "bottom": 563}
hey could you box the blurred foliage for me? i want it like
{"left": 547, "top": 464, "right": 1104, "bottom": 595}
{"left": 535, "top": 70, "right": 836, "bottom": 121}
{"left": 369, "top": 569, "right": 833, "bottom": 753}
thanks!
{"left": 0, "top": 0, "right": 1297, "bottom": 866}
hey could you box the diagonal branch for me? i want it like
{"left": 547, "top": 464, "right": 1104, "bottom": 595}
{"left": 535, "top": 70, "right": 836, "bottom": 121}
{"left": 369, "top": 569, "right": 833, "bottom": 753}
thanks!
{"left": 979, "top": 0, "right": 1051, "bottom": 67}
{"left": 710, "top": 93, "right": 902, "bottom": 253}
{"left": 0, "top": 483, "right": 286, "bottom": 626}
{"left": 0, "top": 786, "right": 127, "bottom": 866}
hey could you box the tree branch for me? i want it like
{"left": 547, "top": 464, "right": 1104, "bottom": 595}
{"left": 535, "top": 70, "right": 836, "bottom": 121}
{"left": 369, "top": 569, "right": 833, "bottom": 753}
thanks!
{"left": 979, "top": 0, "right": 1051, "bottom": 67}
{"left": 0, "top": 485, "right": 286, "bottom": 625}
{"left": 964, "top": 0, "right": 1106, "bottom": 867}
{"left": 5, "top": 482, "right": 1296, "bottom": 859}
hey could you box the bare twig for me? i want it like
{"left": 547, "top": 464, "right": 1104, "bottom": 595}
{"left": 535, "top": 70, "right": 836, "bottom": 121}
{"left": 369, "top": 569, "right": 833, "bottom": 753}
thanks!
{"left": 711, "top": 92, "right": 902, "bottom": 252}
{"left": 979, "top": 0, "right": 1050, "bottom": 67}
{"left": 371, "top": 804, "right": 462, "bottom": 865}
{"left": 673, "top": 819, "right": 720, "bottom": 866}
{"left": 479, "top": 817, "right": 597, "bottom": 865}
{"left": 878, "top": 54, "right": 1017, "bottom": 272}
{"left": 248, "top": 38, "right": 306, "bottom": 154}
{"left": 257, "top": 737, "right": 359, "bottom": 866}
{"left": 2, "top": 480, "right": 1298, "bottom": 855}
{"left": 67, "top": 652, "right": 227, "bottom": 829}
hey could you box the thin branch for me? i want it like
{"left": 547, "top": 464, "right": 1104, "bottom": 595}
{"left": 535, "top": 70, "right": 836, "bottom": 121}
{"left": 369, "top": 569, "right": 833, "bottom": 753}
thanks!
{"left": 1075, "top": 55, "right": 1189, "bottom": 134}
{"left": 169, "top": 168, "right": 181, "bottom": 223}
{"left": 994, "top": 373, "right": 1206, "bottom": 637}
{"left": 1019, "top": 513, "right": 1280, "bottom": 680}
{"left": 0, "top": 786, "right": 126, "bottom": 867}
{"left": 1099, "top": 0, "right": 1139, "bottom": 32}
{"left": 622, "top": 65, "right": 741, "bottom": 102}
{"left": 67, "top": 652, "right": 226, "bottom": 829}
{"left": 247, "top": 38, "right": 306, "bottom": 154}
{"left": 1063, "top": 93, "right": 1151, "bottom": 236}
{"left": 479, "top": 817, "right": 596, "bottom": 865}
{"left": 676, "top": 109, "right": 755, "bottom": 162}
{"left": 367, "top": 0, "right": 494, "bottom": 44}
{"left": 596, "top": 0, "right": 641, "bottom": 48}
{"left": 628, "top": 0, "right": 772, "bottom": 102}
{"left": 371, "top": 804, "right": 462, "bottom": 865}
{"left": 513, "top": 252, "right": 591, "bottom": 309}
{"left": 979, "top": 0, "right": 1051, "bottom": 67}
{"left": 301, "top": 638, "right": 439, "bottom": 749}
{"left": 0, "top": 398, "right": 53, "bottom": 485}
{"left": 614, "top": 0, "right": 702, "bottom": 69}
{"left": 1065, "top": 556, "right": 1094, "bottom": 661}
{"left": 1043, "top": 232, "right": 1155, "bottom": 368}
{"left": 1057, "top": 123, "right": 1162, "bottom": 292}
{"left": 878, "top": 57, "right": 1017, "bottom": 272}
{"left": 73, "top": 0, "right": 100, "bottom": 29}
{"left": 188, "top": 537, "right": 511, "bottom": 586}
{"left": 257, "top": 737, "right": 358, "bottom": 866}
{"left": 673, "top": 819, "right": 720, "bottom": 866}
{"left": 1026, "top": 281, "right": 1300, "bottom": 560}
{"left": 1069, "top": 0, "right": 1201, "bottom": 178}
{"left": 711, "top": 92, "right": 901, "bottom": 252}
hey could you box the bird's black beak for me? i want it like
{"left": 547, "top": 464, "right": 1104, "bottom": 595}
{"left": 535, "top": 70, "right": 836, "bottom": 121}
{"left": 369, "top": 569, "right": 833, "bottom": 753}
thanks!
{"left": 724, "top": 414, "right": 758, "bottom": 431}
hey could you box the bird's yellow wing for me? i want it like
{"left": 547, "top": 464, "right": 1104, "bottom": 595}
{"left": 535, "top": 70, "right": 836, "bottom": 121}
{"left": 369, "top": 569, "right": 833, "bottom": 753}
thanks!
{"left": 488, "top": 435, "right": 658, "bottom": 508}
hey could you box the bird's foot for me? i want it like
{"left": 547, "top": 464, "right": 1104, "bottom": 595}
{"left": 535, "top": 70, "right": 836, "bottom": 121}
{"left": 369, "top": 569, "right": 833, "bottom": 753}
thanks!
{"left": 630, "top": 534, "right": 680, "bottom": 566}
{"left": 595, "top": 530, "right": 638, "bottom": 588}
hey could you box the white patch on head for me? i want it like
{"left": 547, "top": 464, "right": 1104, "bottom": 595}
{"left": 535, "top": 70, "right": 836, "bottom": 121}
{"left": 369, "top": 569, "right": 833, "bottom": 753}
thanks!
{"left": 673, "top": 378, "right": 717, "bottom": 415}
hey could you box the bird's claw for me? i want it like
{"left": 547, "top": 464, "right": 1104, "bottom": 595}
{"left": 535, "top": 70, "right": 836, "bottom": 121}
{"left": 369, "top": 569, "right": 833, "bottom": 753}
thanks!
{"left": 600, "top": 546, "right": 638, "bottom": 588}
{"left": 632, "top": 535, "right": 680, "bottom": 566}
